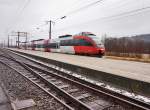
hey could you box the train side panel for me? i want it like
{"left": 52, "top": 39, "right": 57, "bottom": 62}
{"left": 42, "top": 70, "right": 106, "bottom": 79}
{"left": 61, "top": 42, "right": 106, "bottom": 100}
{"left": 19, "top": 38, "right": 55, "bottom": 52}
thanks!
{"left": 33, "top": 39, "right": 45, "bottom": 51}
{"left": 60, "top": 46, "right": 75, "bottom": 54}
{"left": 23, "top": 32, "right": 105, "bottom": 56}
{"left": 59, "top": 36, "right": 75, "bottom": 54}
{"left": 74, "top": 46, "right": 99, "bottom": 55}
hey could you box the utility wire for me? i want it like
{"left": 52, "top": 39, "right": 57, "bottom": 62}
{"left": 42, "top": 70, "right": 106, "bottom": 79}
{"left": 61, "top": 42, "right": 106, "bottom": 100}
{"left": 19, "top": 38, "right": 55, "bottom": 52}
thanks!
{"left": 107, "top": 0, "right": 136, "bottom": 11}
{"left": 53, "top": 0, "right": 81, "bottom": 21}
{"left": 54, "top": 6, "right": 150, "bottom": 32}
{"left": 53, "top": 0, "right": 104, "bottom": 22}
{"left": 6, "top": 0, "right": 31, "bottom": 34}
{"left": 102, "top": 6, "right": 150, "bottom": 19}
{"left": 65, "top": 0, "right": 104, "bottom": 16}
{"left": 18, "top": 0, "right": 31, "bottom": 16}
{"left": 31, "top": 0, "right": 105, "bottom": 34}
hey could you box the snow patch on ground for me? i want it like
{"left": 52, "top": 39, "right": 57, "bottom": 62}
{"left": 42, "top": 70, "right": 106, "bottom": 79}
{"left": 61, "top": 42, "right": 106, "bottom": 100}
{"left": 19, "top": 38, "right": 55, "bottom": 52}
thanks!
{"left": 72, "top": 73, "right": 150, "bottom": 103}
{"left": 45, "top": 63, "right": 150, "bottom": 104}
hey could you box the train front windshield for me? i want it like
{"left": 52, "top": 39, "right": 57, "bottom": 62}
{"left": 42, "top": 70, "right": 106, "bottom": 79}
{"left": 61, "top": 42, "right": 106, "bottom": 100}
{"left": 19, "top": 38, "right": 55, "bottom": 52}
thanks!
{"left": 87, "top": 34, "right": 104, "bottom": 48}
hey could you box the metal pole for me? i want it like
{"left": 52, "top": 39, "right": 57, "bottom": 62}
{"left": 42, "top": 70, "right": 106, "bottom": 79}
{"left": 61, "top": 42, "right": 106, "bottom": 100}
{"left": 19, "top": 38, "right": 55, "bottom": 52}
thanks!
{"left": 8, "top": 35, "right": 9, "bottom": 47}
{"left": 18, "top": 32, "right": 20, "bottom": 48}
{"left": 47, "top": 17, "right": 66, "bottom": 39}
{"left": 25, "top": 32, "right": 27, "bottom": 49}
{"left": 11, "top": 39, "right": 12, "bottom": 47}
{"left": 16, "top": 37, "right": 17, "bottom": 48}
{"left": 49, "top": 20, "right": 51, "bottom": 39}
{"left": 4, "top": 40, "right": 5, "bottom": 47}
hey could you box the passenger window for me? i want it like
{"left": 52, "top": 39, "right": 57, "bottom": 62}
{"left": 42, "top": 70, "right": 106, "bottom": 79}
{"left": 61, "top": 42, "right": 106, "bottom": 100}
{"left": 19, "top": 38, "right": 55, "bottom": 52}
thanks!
{"left": 60, "top": 39, "right": 93, "bottom": 46}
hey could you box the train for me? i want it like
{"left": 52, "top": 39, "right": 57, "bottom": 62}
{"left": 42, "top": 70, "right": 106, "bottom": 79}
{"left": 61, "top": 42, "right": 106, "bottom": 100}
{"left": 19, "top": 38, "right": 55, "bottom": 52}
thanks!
{"left": 21, "top": 32, "right": 105, "bottom": 57}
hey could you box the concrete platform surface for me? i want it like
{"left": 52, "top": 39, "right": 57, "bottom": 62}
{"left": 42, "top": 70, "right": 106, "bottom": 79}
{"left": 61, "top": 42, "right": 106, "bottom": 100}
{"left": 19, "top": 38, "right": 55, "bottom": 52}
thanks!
{"left": 10, "top": 49, "right": 150, "bottom": 84}
{"left": 0, "top": 86, "right": 11, "bottom": 110}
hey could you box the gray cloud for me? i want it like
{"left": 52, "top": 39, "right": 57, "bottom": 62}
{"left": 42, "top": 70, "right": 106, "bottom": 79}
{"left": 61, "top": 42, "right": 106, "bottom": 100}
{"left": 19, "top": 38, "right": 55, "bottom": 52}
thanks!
{"left": 0, "top": 0, "right": 150, "bottom": 44}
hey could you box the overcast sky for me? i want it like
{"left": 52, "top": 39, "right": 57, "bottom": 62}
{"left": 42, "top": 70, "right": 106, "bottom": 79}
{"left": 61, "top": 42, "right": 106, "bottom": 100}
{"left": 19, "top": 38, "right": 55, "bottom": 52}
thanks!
{"left": 0, "top": 0, "right": 150, "bottom": 44}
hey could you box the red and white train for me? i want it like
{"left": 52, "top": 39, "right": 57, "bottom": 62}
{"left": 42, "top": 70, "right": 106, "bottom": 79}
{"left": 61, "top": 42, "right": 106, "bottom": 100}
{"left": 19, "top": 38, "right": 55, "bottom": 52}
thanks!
{"left": 23, "top": 32, "right": 105, "bottom": 57}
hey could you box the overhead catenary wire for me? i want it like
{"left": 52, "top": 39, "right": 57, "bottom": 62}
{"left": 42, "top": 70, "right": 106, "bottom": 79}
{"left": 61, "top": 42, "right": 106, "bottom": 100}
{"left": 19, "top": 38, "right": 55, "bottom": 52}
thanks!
{"left": 63, "top": 0, "right": 105, "bottom": 17}
{"left": 102, "top": 6, "right": 150, "bottom": 19}
{"left": 37, "top": 2, "right": 150, "bottom": 36}
{"left": 25, "top": 0, "right": 105, "bottom": 37}
{"left": 106, "top": 0, "right": 137, "bottom": 11}
{"left": 6, "top": 0, "right": 31, "bottom": 34}
{"left": 18, "top": 0, "right": 31, "bottom": 16}
{"left": 54, "top": 6, "right": 150, "bottom": 32}
{"left": 52, "top": 0, "right": 105, "bottom": 22}
{"left": 53, "top": 0, "right": 82, "bottom": 21}
{"left": 44, "top": 0, "right": 105, "bottom": 37}
{"left": 6, "top": 0, "right": 149, "bottom": 39}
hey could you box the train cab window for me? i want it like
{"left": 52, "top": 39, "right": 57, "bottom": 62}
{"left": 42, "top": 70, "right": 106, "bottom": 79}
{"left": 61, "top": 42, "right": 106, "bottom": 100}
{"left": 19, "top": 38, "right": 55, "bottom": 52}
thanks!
{"left": 78, "top": 39, "right": 93, "bottom": 46}
{"left": 71, "top": 39, "right": 93, "bottom": 46}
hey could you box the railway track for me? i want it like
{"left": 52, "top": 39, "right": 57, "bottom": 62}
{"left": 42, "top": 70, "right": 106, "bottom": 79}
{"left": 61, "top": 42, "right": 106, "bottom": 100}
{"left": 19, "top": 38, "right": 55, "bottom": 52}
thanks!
{"left": 0, "top": 48, "right": 150, "bottom": 110}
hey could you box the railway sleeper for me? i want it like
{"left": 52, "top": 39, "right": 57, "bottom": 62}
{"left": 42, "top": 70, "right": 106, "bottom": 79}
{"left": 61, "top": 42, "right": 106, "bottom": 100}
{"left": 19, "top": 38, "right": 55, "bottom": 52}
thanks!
{"left": 58, "top": 84, "right": 69, "bottom": 89}
{"left": 86, "top": 101, "right": 107, "bottom": 110}
{"left": 66, "top": 89, "right": 79, "bottom": 93}
{"left": 4, "top": 50, "right": 150, "bottom": 110}
{"left": 76, "top": 93, "right": 92, "bottom": 100}
{"left": 52, "top": 81, "right": 63, "bottom": 85}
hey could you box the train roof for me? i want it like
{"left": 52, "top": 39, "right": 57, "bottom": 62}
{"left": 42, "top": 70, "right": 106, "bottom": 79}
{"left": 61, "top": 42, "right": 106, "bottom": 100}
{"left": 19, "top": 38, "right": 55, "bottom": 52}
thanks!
{"left": 58, "top": 34, "right": 72, "bottom": 38}
{"left": 75, "top": 32, "right": 96, "bottom": 36}
{"left": 31, "top": 39, "right": 44, "bottom": 42}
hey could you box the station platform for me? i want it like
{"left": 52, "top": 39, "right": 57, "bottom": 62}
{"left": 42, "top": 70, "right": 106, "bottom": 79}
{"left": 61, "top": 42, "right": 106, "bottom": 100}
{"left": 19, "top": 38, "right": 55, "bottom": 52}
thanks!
{"left": 7, "top": 48, "right": 150, "bottom": 96}
{"left": 9, "top": 48, "right": 150, "bottom": 84}
{"left": 0, "top": 86, "right": 11, "bottom": 110}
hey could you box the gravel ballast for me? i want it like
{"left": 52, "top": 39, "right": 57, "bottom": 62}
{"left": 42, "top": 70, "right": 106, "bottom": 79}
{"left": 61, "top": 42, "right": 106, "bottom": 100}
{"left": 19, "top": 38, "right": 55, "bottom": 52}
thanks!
{"left": 0, "top": 62, "right": 67, "bottom": 110}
